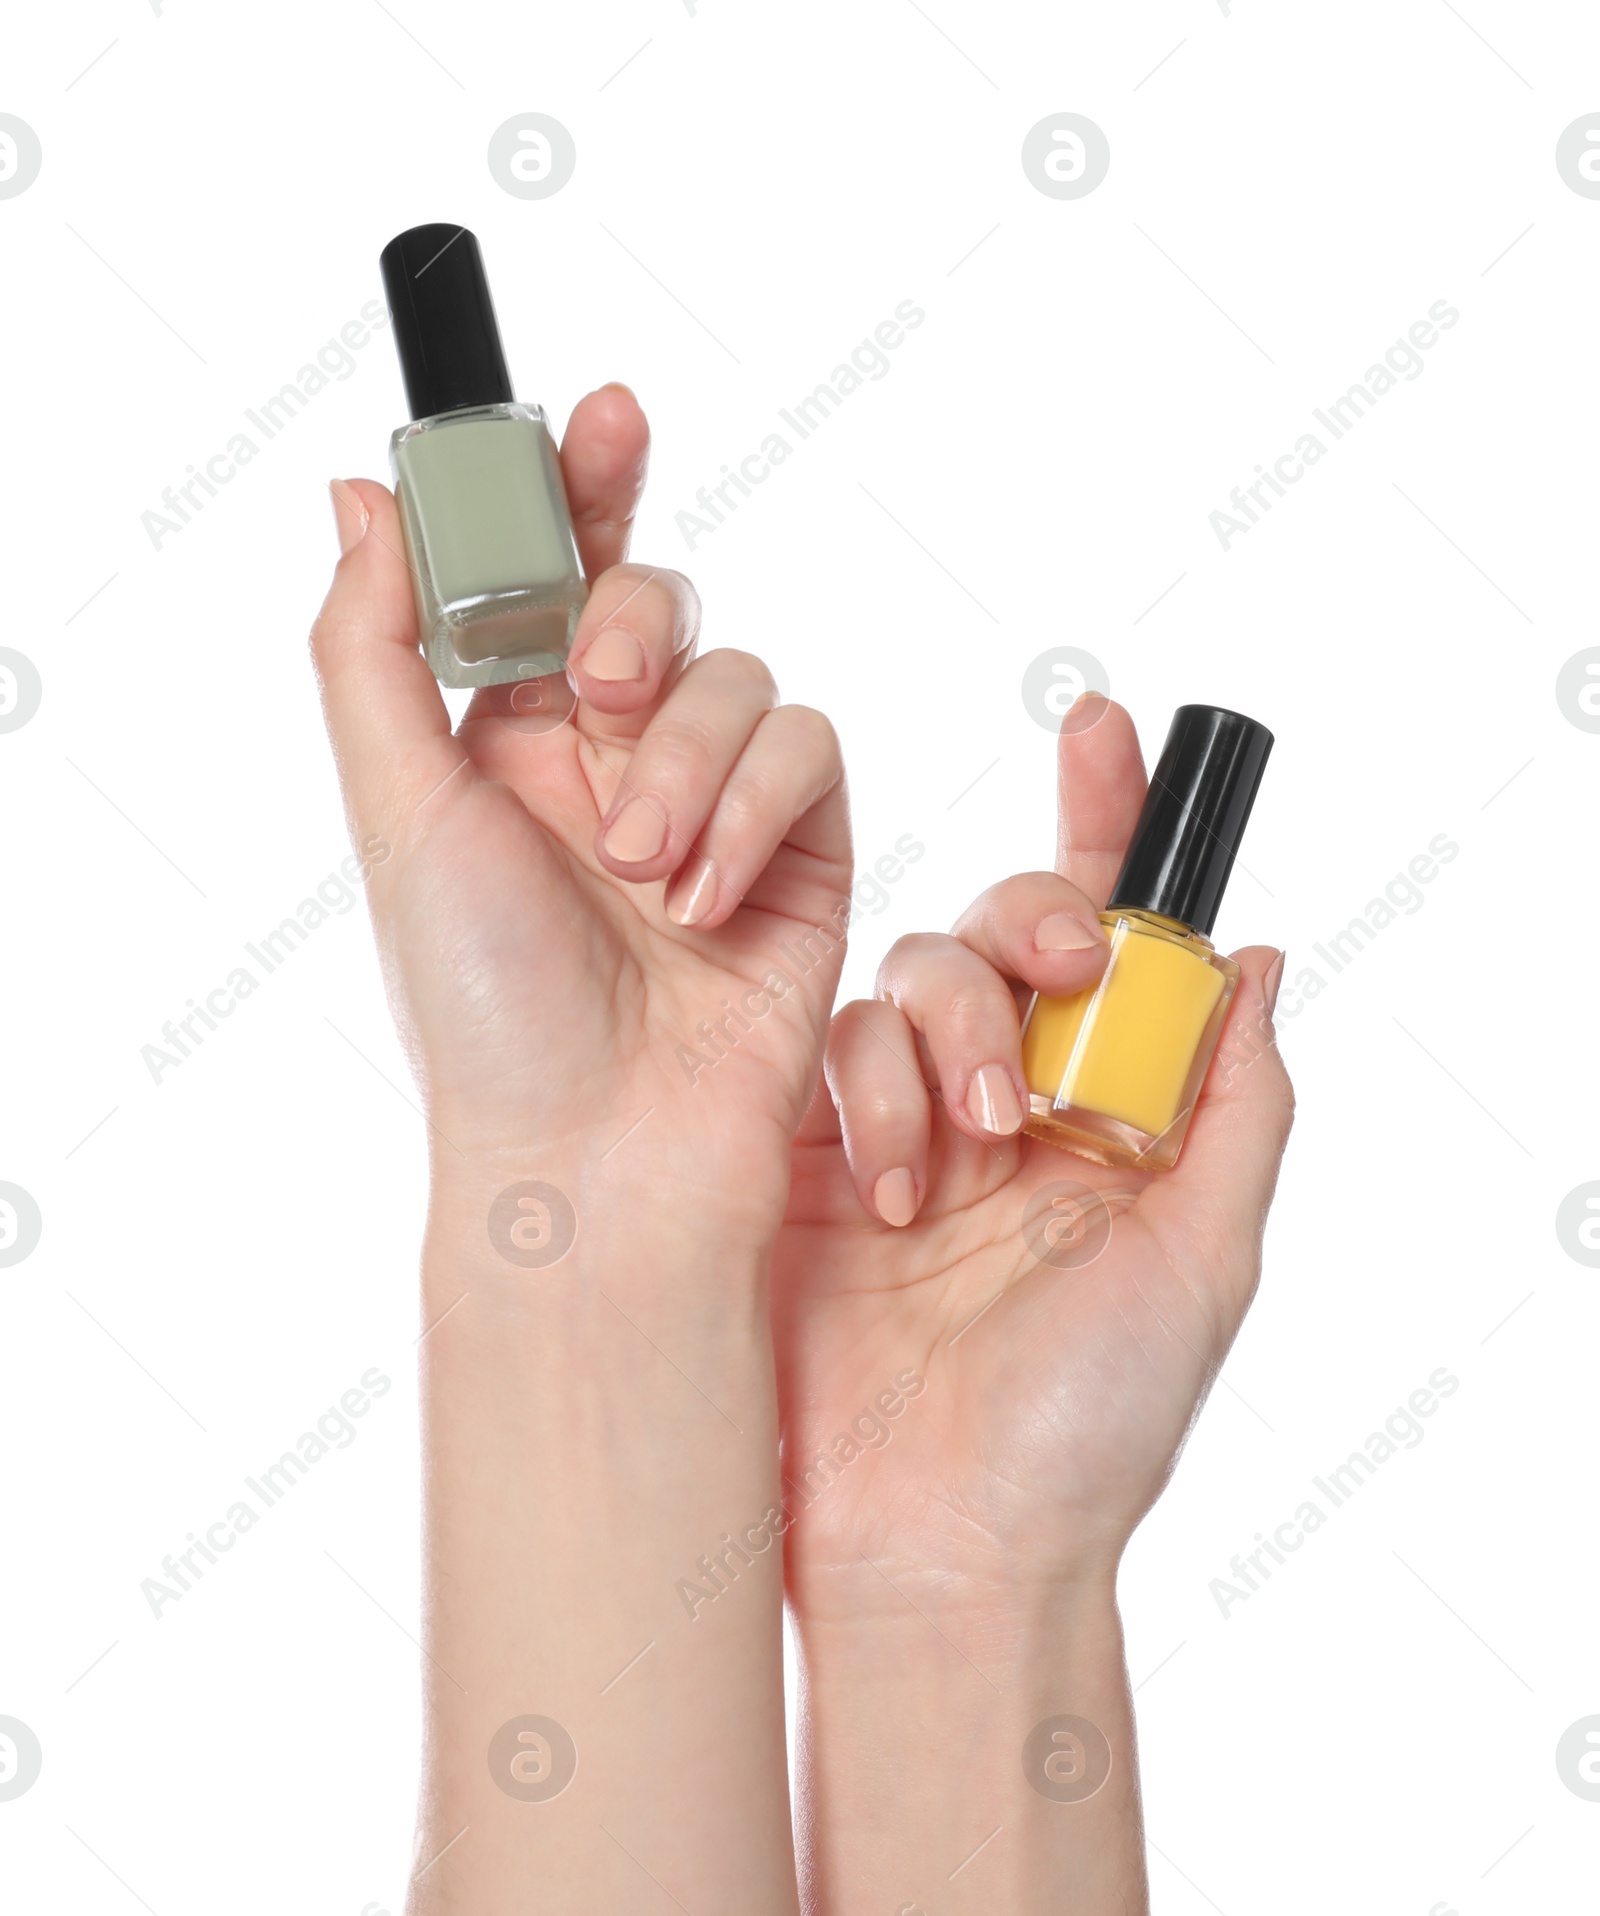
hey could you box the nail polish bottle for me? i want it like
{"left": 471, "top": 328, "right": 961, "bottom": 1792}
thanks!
{"left": 1020, "top": 705, "right": 1273, "bottom": 1171}
{"left": 380, "top": 224, "right": 587, "bottom": 690}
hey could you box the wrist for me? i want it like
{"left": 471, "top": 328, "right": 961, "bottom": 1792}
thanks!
{"left": 423, "top": 1132, "right": 789, "bottom": 1280}
{"left": 789, "top": 1543, "right": 1123, "bottom": 1639}
{"left": 423, "top": 1147, "right": 778, "bottom": 1293}
{"left": 419, "top": 1172, "right": 777, "bottom": 1445}
{"left": 793, "top": 1567, "right": 1124, "bottom": 1714}
{"left": 792, "top": 1576, "right": 1146, "bottom": 1914}
{"left": 412, "top": 1165, "right": 797, "bottom": 1914}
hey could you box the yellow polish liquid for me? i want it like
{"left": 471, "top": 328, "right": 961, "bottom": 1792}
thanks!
{"left": 1020, "top": 910, "right": 1238, "bottom": 1170}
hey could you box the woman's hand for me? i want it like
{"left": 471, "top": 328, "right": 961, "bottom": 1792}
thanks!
{"left": 772, "top": 694, "right": 1292, "bottom": 1913}
{"left": 313, "top": 383, "right": 851, "bottom": 1241}
{"left": 311, "top": 386, "right": 847, "bottom": 1915}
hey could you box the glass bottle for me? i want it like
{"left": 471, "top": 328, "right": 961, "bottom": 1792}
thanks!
{"left": 380, "top": 225, "right": 586, "bottom": 691}
{"left": 1021, "top": 705, "right": 1274, "bottom": 1172}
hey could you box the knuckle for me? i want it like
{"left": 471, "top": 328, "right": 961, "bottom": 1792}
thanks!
{"left": 953, "top": 870, "right": 1050, "bottom": 939}
{"left": 637, "top": 713, "right": 719, "bottom": 779}
{"left": 706, "top": 647, "right": 777, "bottom": 702}
{"left": 307, "top": 606, "right": 341, "bottom": 663}
{"left": 887, "top": 931, "right": 949, "bottom": 965}
{"left": 643, "top": 564, "right": 697, "bottom": 605}
{"left": 838, "top": 997, "right": 896, "bottom": 1042}
{"left": 939, "top": 985, "right": 1008, "bottom": 1039}
{"left": 594, "top": 566, "right": 696, "bottom": 641}
{"left": 307, "top": 609, "right": 357, "bottom": 685}
{"left": 661, "top": 569, "right": 703, "bottom": 634}
{"left": 705, "top": 771, "right": 768, "bottom": 839}
{"left": 875, "top": 932, "right": 950, "bottom": 996}
{"left": 592, "top": 560, "right": 655, "bottom": 590}
{"left": 780, "top": 703, "right": 840, "bottom": 758}
{"left": 851, "top": 1089, "right": 916, "bottom": 1133}
{"left": 826, "top": 1002, "right": 881, "bottom": 1076}
{"left": 828, "top": 999, "right": 899, "bottom": 1067}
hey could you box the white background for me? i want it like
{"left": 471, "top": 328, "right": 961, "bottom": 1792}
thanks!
{"left": 2, "top": 2, "right": 1597, "bottom": 1911}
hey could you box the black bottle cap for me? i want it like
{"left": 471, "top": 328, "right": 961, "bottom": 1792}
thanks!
{"left": 380, "top": 224, "right": 515, "bottom": 421}
{"left": 1106, "top": 705, "right": 1273, "bottom": 938}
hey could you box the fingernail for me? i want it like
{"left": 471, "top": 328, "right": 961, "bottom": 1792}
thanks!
{"left": 579, "top": 623, "right": 646, "bottom": 683}
{"left": 666, "top": 860, "right": 720, "bottom": 927}
{"left": 329, "top": 478, "right": 368, "bottom": 556}
{"left": 1035, "top": 909, "right": 1103, "bottom": 952}
{"left": 1263, "top": 949, "right": 1286, "bottom": 1018}
{"left": 966, "top": 1064, "right": 1023, "bottom": 1136}
{"left": 603, "top": 795, "right": 668, "bottom": 864}
{"left": 601, "top": 380, "right": 638, "bottom": 403}
{"left": 1061, "top": 690, "right": 1110, "bottom": 735}
{"left": 873, "top": 1167, "right": 918, "bottom": 1228}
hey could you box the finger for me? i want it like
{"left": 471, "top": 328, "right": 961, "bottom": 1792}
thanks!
{"left": 310, "top": 478, "right": 461, "bottom": 836}
{"left": 1056, "top": 694, "right": 1147, "bottom": 906}
{"left": 560, "top": 382, "right": 650, "bottom": 579}
{"left": 661, "top": 704, "right": 847, "bottom": 930}
{"left": 567, "top": 563, "right": 700, "bottom": 724}
{"left": 591, "top": 648, "right": 777, "bottom": 884}
{"left": 794, "top": 1065, "right": 844, "bottom": 1148}
{"left": 1150, "top": 946, "right": 1294, "bottom": 1286}
{"left": 950, "top": 870, "right": 1110, "bottom": 1002}
{"left": 456, "top": 561, "right": 700, "bottom": 732}
{"left": 824, "top": 1001, "right": 932, "bottom": 1226}
{"left": 875, "top": 933, "right": 1028, "bottom": 1143}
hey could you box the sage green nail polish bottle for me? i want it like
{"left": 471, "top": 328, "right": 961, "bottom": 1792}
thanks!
{"left": 380, "top": 223, "right": 588, "bottom": 690}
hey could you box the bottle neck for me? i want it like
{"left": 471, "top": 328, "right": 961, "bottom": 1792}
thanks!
{"left": 1105, "top": 905, "right": 1212, "bottom": 948}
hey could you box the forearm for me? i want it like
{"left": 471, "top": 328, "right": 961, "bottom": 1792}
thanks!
{"left": 791, "top": 1569, "right": 1146, "bottom": 1914}
{"left": 409, "top": 1167, "right": 798, "bottom": 1915}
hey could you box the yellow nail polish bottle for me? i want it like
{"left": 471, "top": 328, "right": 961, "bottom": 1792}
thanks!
{"left": 1020, "top": 705, "right": 1273, "bottom": 1171}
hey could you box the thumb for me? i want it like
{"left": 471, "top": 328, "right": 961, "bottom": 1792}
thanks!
{"left": 1144, "top": 945, "right": 1295, "bottom": 1296}
{"left": 310, "top": 478, "right": 460, "bottom": 842}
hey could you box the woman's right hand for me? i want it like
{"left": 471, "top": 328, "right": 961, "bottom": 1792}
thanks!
{"left": 771, "top": 695, "right": 1294, "bottom": 1911}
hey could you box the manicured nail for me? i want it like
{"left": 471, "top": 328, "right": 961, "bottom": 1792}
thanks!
{"left": 329, "top": 478, "right": 368, "bottom": 556}
{"left": 872, "top": 1167, "right": 918, "bottom": 1228}
{"left": 666, "top": 860, "right": 719, "bottom": 927}
{"left": 1035, "top": 909, "right": 1103, "bottom": 952}
{"left": 1263, "top": 949, "right": 1286, "bottom": 1018}
{"left": 966, "top": 1064, "right": 1023, "bottom": 1136}
{"left": 603, "top": 795, "right": 668, "bottom": 864}
{"left": 579, "top": 623, "right": 646, "bottom": 683}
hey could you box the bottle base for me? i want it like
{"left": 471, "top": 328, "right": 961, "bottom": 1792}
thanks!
{"left": 426, "top": 591, "right": 585, "bottom": 690}
{"left": 1023, "top": 1096, "right": 1190, "bottom": 1172}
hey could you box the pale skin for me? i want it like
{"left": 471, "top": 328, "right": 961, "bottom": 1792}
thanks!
{"left": 775, "top": 692, "right": 1294, "bottom": 1911}
{"left": 313, "top": 384, "right": 850, "bottom": 1914}
{"left": 312, "top": 384, "right": 1293, "bottom": 1912}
